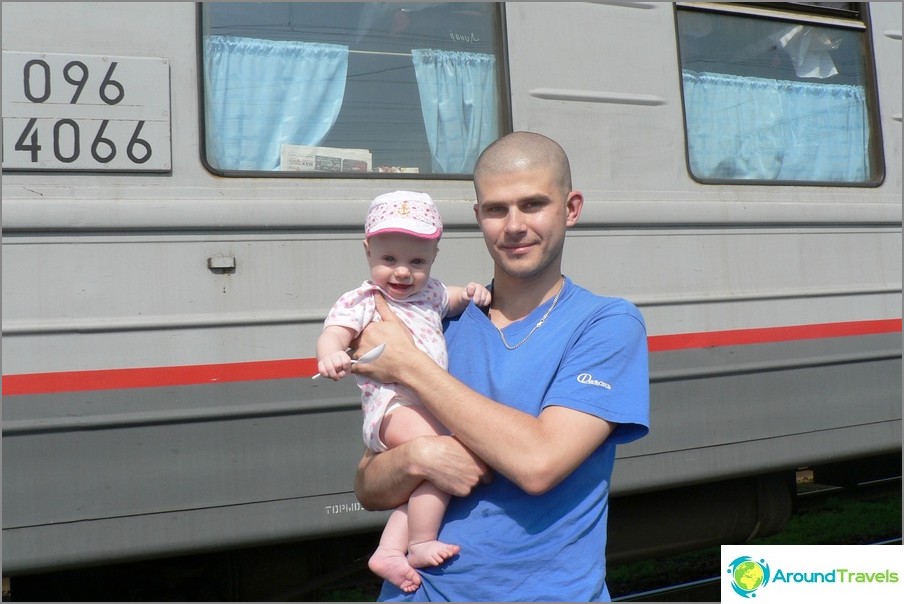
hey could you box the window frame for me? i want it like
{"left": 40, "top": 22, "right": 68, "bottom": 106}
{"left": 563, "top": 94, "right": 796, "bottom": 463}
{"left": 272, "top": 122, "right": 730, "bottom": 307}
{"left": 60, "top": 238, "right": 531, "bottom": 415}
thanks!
{"left": 195, "top": 2, "right": 512, "bottom": 180}
{"left": 674, "top": 2, "right": 886, "bottom": 187}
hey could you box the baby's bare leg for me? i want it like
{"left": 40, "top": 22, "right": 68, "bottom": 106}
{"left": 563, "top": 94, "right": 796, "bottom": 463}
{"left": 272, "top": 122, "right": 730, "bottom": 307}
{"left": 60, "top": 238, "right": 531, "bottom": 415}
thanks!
{"left": 405, "top": 479, "right": 458, "bottom": 567}
{"left": 368, "top": 505, "right": 421, "bottom": 592}
{"left": 380, "top": 404, "right": 460, "bottom": 568}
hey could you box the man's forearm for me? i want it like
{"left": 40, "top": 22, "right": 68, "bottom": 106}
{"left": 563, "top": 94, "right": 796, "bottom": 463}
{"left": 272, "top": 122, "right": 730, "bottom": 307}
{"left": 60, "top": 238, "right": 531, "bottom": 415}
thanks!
{"left": 355, "top": 434, "right": 492, "bottom": 509}
{"left": 396, "top": 356, "right": 545, "bottom": 484}
{"left": 395, "top": 349, "right": 614, "bottom": 495}
{"left": 354, "top": 442, "right": 424, "bottom": 510}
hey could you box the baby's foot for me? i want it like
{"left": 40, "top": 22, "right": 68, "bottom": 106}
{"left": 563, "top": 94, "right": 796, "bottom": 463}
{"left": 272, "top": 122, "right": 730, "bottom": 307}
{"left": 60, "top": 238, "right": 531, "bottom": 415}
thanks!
{"left": 369, "top": 547, "right": 421, "bottom": 593}
{"left": 407, "top": 540, "right": 461, "bottom": 568}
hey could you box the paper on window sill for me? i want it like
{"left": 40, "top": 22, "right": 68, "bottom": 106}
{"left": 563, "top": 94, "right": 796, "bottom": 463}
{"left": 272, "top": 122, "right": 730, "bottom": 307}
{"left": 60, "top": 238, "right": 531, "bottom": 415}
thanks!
{"left": 279, "top": 144, "right": 373, "bottom": 172}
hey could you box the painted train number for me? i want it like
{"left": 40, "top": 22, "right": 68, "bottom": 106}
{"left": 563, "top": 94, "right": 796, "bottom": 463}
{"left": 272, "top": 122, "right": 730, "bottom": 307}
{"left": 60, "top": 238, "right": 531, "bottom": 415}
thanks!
{"left": 2, "top": 51, "right": 171, "bottom": 172}
{"left": 22, "top": 59, "right": 125, "bottom": 105}
{"left": 14, "top": 60, "right": 150, "bottom": 165}
{"left": 15, "top": 116, "right": 151, "bottom": 165}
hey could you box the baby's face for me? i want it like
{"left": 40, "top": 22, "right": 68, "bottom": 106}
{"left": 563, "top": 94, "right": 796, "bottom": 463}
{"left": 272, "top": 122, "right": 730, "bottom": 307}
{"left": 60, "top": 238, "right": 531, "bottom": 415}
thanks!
{"left": 365, "top": 233, "right": 438, "bottom": 300}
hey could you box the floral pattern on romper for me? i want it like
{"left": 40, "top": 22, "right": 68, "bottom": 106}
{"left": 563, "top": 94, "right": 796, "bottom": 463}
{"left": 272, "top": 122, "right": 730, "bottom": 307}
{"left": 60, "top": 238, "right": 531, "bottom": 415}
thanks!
{"left": 323, "top": 278, "right": 450, "bottom": 451}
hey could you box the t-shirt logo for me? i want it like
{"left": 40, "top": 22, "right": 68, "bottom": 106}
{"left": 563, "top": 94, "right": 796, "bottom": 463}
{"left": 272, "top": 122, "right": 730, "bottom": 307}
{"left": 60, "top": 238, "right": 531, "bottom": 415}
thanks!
{"left": 577, "top": 373, "right": 612, "bottom": 390}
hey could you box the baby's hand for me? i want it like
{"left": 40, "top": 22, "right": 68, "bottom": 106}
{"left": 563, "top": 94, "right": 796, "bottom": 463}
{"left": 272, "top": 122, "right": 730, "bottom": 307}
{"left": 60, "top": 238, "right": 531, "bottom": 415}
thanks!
{"left": 463, "top": 282, "right": 492, "bottom": 307}
{"left": 318, "top": 350, "right": 353, "bottom": 380}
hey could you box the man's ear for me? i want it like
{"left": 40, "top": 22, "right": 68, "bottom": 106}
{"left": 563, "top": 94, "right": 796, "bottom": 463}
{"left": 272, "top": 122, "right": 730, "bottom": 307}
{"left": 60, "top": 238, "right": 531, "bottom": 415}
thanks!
{"left": 565, "top": 190, "right": 584, "bottom": 227}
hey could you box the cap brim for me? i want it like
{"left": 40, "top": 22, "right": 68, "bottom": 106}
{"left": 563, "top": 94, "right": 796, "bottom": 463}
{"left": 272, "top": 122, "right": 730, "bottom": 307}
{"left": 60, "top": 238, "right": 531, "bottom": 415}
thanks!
{"left": 366, "top": 218, "right": 441, "bottom": 239}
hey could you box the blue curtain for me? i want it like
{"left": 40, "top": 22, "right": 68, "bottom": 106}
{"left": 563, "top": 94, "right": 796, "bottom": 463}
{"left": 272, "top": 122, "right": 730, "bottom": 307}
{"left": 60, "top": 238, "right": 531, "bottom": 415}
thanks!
{"left": 682, "top": 70, "right": 870, "bottom": 181}
{"left": 203, "top": 35, "right": 348, "bottom": 171}
{"left": 412, "top": 49, "right": 499, "bottom": 174}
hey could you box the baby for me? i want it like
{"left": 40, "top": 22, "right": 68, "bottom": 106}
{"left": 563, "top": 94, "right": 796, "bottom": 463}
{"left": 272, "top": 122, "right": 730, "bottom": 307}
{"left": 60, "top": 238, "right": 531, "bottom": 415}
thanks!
{"left": 316, "top": 191, "right": 491, "bottom": 592}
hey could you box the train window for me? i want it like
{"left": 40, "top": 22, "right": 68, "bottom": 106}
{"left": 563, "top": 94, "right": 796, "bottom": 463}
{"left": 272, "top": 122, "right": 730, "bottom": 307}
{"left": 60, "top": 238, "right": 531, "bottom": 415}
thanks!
{"left": 675, "top": 3, "right": 882, "bottom": 185}
{"left": 199, "top": 2, "right": 503, "bottom": 177}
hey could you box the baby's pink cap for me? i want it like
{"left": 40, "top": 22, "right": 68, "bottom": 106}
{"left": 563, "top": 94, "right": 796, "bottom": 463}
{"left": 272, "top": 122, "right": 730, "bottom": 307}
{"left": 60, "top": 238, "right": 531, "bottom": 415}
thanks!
{"left": 365, "top": 191, "right": 443, "bottom": 239}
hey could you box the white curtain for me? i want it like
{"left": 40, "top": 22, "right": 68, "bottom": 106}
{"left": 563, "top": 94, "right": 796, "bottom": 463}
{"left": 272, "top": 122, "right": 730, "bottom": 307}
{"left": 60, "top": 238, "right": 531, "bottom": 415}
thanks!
{"left": 203, "top": 35, "right": 349, "bottom": 171}
{"left": 412, "top": 49, "right": 499, "bottom": 174}
{"left": 682, "top": 70, "right": 870, "bottom": 181}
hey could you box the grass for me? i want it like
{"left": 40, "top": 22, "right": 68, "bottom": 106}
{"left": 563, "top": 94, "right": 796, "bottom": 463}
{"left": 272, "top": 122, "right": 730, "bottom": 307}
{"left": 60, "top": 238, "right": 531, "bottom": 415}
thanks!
{"left": 606, "top": 488, "right": 901, "bottom": 598}
{"left": 754, "top": 492, "right": 902, "bottom": 545}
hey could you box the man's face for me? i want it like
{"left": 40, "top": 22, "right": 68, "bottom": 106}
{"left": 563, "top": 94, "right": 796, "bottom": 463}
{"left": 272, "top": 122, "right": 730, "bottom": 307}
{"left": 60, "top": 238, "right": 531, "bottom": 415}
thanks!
{"left": 473, "top": 166, "right": 580, "bottom": 281}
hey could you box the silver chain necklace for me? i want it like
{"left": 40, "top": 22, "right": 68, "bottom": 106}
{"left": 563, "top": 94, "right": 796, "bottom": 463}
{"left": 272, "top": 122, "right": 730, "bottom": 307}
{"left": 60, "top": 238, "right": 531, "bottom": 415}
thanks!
{"left": 492, "top": 276, "right": 566, "bottom": 350}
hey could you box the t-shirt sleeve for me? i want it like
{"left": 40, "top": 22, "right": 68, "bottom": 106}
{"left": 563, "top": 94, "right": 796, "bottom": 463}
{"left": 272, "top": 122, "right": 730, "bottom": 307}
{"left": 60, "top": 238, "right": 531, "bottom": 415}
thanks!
{"left": 543, "top": 304, "right": 650, "bottom": 445}
{"left": 323, "top": 286, "right": 376, "bottom": 336}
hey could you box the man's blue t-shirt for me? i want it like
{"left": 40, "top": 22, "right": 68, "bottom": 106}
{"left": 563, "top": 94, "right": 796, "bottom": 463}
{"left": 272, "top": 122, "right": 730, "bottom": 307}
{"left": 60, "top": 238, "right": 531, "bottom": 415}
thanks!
{"left": 379, "top": 277, "right": 650, "bottom": 602}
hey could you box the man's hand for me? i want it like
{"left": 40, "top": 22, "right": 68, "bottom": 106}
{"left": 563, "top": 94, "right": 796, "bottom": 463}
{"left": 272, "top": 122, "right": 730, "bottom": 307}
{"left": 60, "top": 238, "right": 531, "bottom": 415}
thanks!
{"left": 410, "top": 435, "right": 493, "bottom": 497}
{"left": 353, "top": 292, "right": 422, "bottom": 383}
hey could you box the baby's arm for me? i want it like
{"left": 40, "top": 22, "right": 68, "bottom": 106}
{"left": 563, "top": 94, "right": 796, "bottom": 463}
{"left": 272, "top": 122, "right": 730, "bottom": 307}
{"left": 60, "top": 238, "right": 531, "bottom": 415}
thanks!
{"left": 316, "top": 324, "right": 358, "bottom": 380}
{"left": 446, "top": 282, "right": 492, "bottom": 318}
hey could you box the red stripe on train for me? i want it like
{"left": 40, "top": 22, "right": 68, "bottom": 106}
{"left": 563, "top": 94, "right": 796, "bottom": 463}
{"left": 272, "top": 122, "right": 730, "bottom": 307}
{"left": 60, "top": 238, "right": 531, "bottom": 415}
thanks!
{"left": 2, "top": 319, "right": 900, "bottom": 396}
{"left": 2, "top": 358, "right": 320, "bottom": 397}
{"left": 646, "top": 318, "right": 902, "bottom": 352}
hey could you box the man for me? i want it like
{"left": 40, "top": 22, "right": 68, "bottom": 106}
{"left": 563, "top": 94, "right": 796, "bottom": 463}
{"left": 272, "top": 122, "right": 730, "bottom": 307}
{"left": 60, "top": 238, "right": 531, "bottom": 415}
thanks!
{"left": 353, "top": 131, "right": 650, "bottom": 601}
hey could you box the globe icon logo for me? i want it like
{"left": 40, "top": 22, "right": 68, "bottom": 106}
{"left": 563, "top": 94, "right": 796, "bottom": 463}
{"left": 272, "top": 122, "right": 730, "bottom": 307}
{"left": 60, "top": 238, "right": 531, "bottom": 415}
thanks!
{"left": 726, "top": 556, "right": 771, "bottom": 598}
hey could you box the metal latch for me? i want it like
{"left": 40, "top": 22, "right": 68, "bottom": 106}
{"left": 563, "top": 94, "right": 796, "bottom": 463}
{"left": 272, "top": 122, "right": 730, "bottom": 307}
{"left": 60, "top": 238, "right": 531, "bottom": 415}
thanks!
{"left": 207, "top": 256, "right": 236, "bottom": 271}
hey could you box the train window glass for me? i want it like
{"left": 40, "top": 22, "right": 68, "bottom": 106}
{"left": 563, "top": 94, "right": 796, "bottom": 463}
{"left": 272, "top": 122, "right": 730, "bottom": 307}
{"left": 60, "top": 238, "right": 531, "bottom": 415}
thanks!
{"left": 199, "top": 2, "right": 503, "bottom": 177}
{"left": 676, "top": 4, "right": 882, "bottom": 184}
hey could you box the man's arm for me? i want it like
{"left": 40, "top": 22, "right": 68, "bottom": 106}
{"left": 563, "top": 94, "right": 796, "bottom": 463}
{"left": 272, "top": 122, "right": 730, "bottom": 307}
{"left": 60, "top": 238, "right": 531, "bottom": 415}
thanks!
{"left": 354, "top": 435, "right": 492, "bottom": 510}
{"left": 354, "top": 294, "right": 616, "bottom": 495}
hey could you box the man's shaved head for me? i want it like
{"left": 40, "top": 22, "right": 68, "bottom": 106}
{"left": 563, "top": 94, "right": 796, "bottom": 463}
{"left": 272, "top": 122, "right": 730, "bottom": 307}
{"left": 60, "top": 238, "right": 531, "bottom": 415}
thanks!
{"left": 473, "top": 131, "right": 572, "bottom": 197}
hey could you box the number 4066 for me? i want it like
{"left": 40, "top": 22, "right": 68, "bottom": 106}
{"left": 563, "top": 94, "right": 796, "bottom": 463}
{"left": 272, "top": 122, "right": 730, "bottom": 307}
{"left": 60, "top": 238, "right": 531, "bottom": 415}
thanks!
{"left": 14, "top": 118, "right": 152, "bottom": 165}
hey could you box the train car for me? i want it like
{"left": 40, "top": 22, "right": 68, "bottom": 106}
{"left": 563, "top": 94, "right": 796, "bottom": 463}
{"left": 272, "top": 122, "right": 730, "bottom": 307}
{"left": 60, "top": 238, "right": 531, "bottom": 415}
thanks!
{"left": 2, "top": 1, "right": 900, "bottom": 597}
